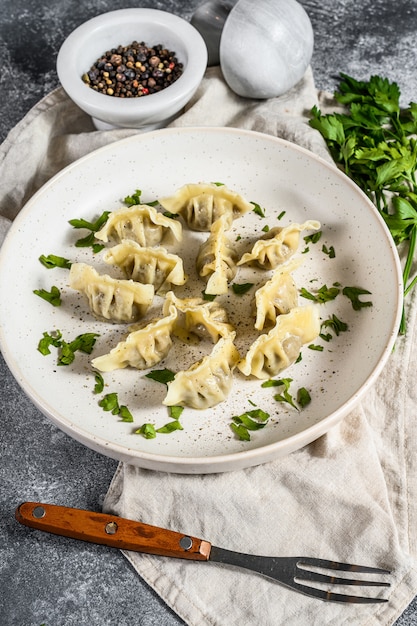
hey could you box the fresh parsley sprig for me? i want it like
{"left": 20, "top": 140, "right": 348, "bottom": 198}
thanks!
{"left": 99, "top": 392, "right": 133, "bottom": 422}
{"left": 37, "top": 330, "right": 99, "bottom": 364}
{"left": 68, "top": 211, "right": 110, "bottom": 253}
{"left": 300, "top": 283, "right": 372, "bottom": 310}
{"left": 309, "top": 73, "right": 417, "bottom": 333}
{"left": 124, "top": 188, "right": 158, "bottom": 207}
{"left": 39, "top": 254, "right": 72, "bottom": 269}
{"left": 320, "top": 314, "right": 349, "bottom": 341}
{"left": 261, "top": 378, "right": 311, "bottom": 411}
{"left": 135, "top": 420, "right": 183, "bottom": 438}
{"left": 230, "top": 408, "right": 270, "bottom": 441}
{"left": 33, "top": 286, "right": 61, "bottom": 307}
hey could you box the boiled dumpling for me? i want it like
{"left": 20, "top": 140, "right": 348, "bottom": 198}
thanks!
{"left": 102, "top": 240, "right": 187, "bottom": 295}
{"left": 196, "top": 215, "right": 238, "bottom": 295}
{"left": 163, "top": 333, "right": 240, "bottom": 409}
{"left": 163, "top": 291, "right": 235, "bottom": 343}
{"left": 254, "top": 257, "right": 303, "bottom": 330}
{"left": 91, "top": 303, "right": 177, "bottom": 372}
{"left": 159, "top": 182, "right": 253, "bottom": 231}
{"left": 95, "top": 204, "right": 182, "bottom": 246}
{"left": 238, "top": 305, "right": 320, "bottom": 379}
{"left": 238, "top": 220, "right": 320, "bottom": 270}
{"left": 69, "top": 263, "right": 154, "bottom": 323}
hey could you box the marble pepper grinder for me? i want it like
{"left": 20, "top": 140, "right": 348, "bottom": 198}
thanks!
{"left": 191, "top": 0, "right": 314, "bottom": 99}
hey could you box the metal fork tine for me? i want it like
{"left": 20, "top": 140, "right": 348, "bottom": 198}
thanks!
{"left": 295, "top": 569, "right": 391, "bottom": 587}
{"left": 298, "top": 557, "right": 391, "bottom": 575}
{"left": 291, "top": 581, "right": 389, "bottom": 604}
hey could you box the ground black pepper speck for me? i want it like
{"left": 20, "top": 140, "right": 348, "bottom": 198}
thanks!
{"left": 82, "top": 41, "right": 184, "bottom": 97}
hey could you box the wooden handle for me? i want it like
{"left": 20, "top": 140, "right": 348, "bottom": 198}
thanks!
{"left": 15, "top": 502, "right": 211, "bottom": 561}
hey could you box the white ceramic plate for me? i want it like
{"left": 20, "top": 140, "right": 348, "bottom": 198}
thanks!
{"left": 0, "top": 128, "right": 402, "bottom": 473}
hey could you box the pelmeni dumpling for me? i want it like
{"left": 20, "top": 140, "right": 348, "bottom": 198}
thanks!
{"left": 163, "top": 333, "right": 240, "bottom": 409}
{"left": 102, "top": 240, "right": 187, "bottom": 295}
{"left": 254, "top": 257, "right": 303, "bottom": 330}
{"left": 91, "top": 303, "right": 177, "bottom": 372}
{"left": 95, "top": 204, "right": 182, "bottom": 246}
{"left": 238, "top": 220, "right": 320, "bottom": 270}
{"left": 69, "top": 263, "right": 154, "bottom": 323}
{"left": 238, "top": 305, "right": 320, "bottom": 379}
{"left": 196, "top": 215, "right": 238, "bottom": 295}
{"left": 163, "top": 291, "right": 235, "bottom": 343}
{"left": 159, "top": 182, "right": 253, "bottom": 231}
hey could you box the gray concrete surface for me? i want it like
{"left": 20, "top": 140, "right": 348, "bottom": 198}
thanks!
{"left": 1, "top": 0, "right": 417, "bottom": 624}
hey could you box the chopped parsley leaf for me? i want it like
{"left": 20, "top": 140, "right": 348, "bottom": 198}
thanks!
{"left": 232, "top": 282, "right": 254, "bottom": 295}
{"left": 342, "top": 286, "right": 373, "bottom": 310}
{"left": 251, "top": 202, "right": 266, "bottom": 217}
{"left": 145, "top": 368, "right": 176, "bottom": 385}
{"left": 39, "top": 254, "right": 72, "bottom": 270}
{"left": 33, "top": 286, "right": 61, "bottom": 307}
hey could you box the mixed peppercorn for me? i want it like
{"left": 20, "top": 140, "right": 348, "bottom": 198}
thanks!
{"left": 82, "top": 41, "right": 184, "bottom": 98}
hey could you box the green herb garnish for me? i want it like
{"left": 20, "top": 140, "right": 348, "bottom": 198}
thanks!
{"left": 33, "top": 286, "right": 61, "bottom": 307}
{"left": 342, "top": 286, "right": 373, "bottom": 310}
{"left": 169, "top": 406, "right": 184, "bottom": 420}
{"left": 99, "top": 392, "right": 120, "bottom": 413}
{"left": 232, "top": 282, "right": 254, "bottom": 295}
{"left": 39, "top": 254, "right": 72, "bottom": 269}
{"left": 37, "top": 330, "right": 63, "bottom": 356}
{"left": 124, "top": 189, "right": 143, "bottom": 205}
{"left": 135, "top": 423, "right": 157, "bottom": 439}
{"left": 230, "top": 408, "right": 270, "bottom": 441}
{"left": 38, "top": 330, "right": 99, "bottom": 364}
{"left": 99, "top": 392, "right": 133, "bottom": 422}
{"left": 119, "top": 405, "right": 134, "bottom": 422}
{"left": 308, "top": 344, "right": 324, "bottom": 352}
{"left": 68, "top": 211, "right": 110, "bottom": 253}
{"left": 300, "top": 284, "right": 340, "bottom": 303}
{"left": 321, "top": 314, "right": 349, "bottom": 337}
{"left": 156, "top": 420, "right": 183, "bottom": 434}
{"left": 263, "top": 379, "right": 311, "bottom": 411}
{"left": 94, "top": 371, "right": 105, "bottom": 394}
{"left": 297, "top": 387, "right": 311, "bottom": 408}
{"left": 272, "top": 378, "right": 298, "bottom": 410}
{"left": 69, "top": 211, "right": 110, "bottom": 232}
{"left": 135, "top": 414, "right": 184, "bottom": 438}
{"left": 304, "top": 231, "right": 322, "bottom": 244}
{"left": 202, "top": 291, "right": 217, "bottom": 301}
{"left": 124, "top": 188, "right": 158, "bottom": 206}
{"left": 309, "top": 72, "right": 417, "bottom": 333}
{"left": 230, "top": 422, "right": 251, "bottom": 441}
{"left": 145, "top": 368, "right": 176, "bottom": 385}
{"left": 251, "top": 202, "right": 266, "bottom": 217}
{"left": 322, "top": 244, "right": 336, "bottom": 258}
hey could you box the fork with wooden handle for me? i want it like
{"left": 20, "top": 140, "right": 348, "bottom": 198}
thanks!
{"left": 15, "top": 502, "right": 391, "bottom": 604}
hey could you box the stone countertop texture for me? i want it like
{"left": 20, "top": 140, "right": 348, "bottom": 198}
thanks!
{"left": 1, "top": 1, "right": 417, "bottom": 624}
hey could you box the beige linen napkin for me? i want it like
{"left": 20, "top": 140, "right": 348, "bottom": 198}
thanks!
{"left": 1, "top": 67, "right": 417, "bottom": 625}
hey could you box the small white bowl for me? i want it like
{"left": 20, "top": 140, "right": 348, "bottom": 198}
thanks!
{"left": 57, "top": 8, "right": 208, "bottom": 131}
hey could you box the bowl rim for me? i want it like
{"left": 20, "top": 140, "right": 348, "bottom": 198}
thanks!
{"left": 56, "top": 8, "right": 208, "bottom": 115}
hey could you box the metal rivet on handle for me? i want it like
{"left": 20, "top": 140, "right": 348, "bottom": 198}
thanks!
{"left": 105, "top": 521, "right": 118, "bottom": 535}
{"left": 32, "top": 506, "right": 46, "bottom": 519}
{"left": 179, "top": 536, "right": 193, "bottom": 551}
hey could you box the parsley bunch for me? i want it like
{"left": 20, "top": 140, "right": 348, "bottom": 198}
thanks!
{"left": 309, "top": 73, "right": 417, "bottom": 333}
